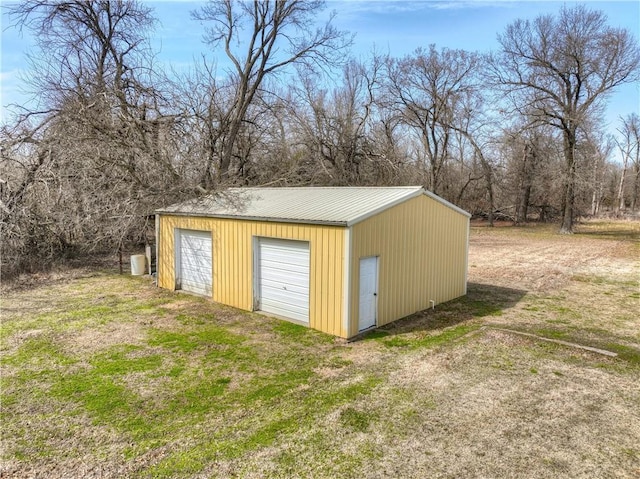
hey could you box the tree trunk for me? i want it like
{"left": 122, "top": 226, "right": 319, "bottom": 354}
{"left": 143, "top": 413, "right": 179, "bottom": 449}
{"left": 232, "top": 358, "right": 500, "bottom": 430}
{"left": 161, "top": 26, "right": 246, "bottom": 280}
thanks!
{"left": 219, "top": 127, "right": 238, "bottom": 182}
{"left": 560, "top": 130, "right": 577, "bottom": 234}
{"left": 591, "top": 188, "right": 600, "bottom": 217}
{"left": 522, "top": 183, "right": 532, "bottom": 222}
{"left": 487, "top": 180, "right": 495, "bottom": 227}
{"left": 480, "top": 155, "right": 494, "bottom": 227}
{"left": 615, "top": 165, "right": 627, "bottom": 214}
{"left": 632, "top": 165, "right": 640, "bottom": 212}
{"left": 519, "top": 143, "right": 534, "bottom": 224}
{"left": 590, "top": 152, "right": 600, "bottom": 216}
{"left": 560, "top": 173, "right": 575, "bottom": 233}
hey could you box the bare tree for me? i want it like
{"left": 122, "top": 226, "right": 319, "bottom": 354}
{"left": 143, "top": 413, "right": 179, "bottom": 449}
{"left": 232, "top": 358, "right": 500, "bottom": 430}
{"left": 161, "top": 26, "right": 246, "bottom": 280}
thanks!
{"left": 582, "top": 130, "right": 614, "bottom": 217}
{"left": 2, "top": 0, "right": 173, "bottom": 275}
{"left": 446, "top": 92, "right": 499, "bottom": 226}
{"left": 384, "top": 46, "right": 480, "bottom": 196}
{"left": 615, "top": 113, "right": 640, "bottom": 213}
{"left": 498, "top": 120, "right": 563, "bottom": 224}
{"left": 489, "top": 5, "right": 640, "bottom": 232}
{"left": 192, "top": 0, "right": 350, "bottom": 184}
{"left": 8, "top": 0, "right": 157, "bottom": 116}
{"left": 289, "top": 58, "right": 386, "bottom": 185}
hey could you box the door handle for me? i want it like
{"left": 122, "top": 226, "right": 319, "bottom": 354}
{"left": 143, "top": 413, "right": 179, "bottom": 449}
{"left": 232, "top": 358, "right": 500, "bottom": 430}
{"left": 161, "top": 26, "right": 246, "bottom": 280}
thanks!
{"left": 373, "top": 293, "right": 377, "bottom": 296}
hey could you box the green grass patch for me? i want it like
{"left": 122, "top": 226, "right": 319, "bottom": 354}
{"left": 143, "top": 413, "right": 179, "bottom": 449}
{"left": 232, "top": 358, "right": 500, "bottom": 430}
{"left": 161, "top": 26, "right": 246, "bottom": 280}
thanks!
{"left": 273, "top": 320, "right": 309, "bottom": 338}
{"left": 323, "top": 356, "right": 353, "bottom": 369}
{"left": 572, "top": 274, "right": 639, "bottom": 288}
{"left": 414, "top": 324, "right": 478, "bottom": 347}
{"left": 50, "top": 369, "right": 140, "bottom": 424}
{"left": 381, "top": 324, "right": 478, "bottom": 349}
{"left": 534, "top": 328, "right": 569, "bottom": 340}
{"left": 147, "top": 374, "right": 383, "bottom": 477}
{"left": 574, "top": 222, "right": 640, "bottom": 242}
{"left": 244, "top": 369, "right": 314, "bottom": 403}
{"left": 467, "top": 300, "right": 504, "bottom": 317}
{"left": 540, "top": 302, "right": 582, "bottom": 320}
{"left": 272, "top": 320, "right": 335, "bottom": 345}
{"left": 90, "top": 346, "right": 163, "bottom": 375}
{"left": 545, "top": 319, "right": 571, "bottom": 325}
{"left": 571, "top": 274, "right": 606, "bottom": 284}
{"left": 166, "top": 375, "right": 232, "bottom": 415}
{"left": 383, "top": 336, "right": 412, "bottom": 348}
{"left": 621, "top": 447, "right": 640, "bottom": 458}
{"left": 340, "top": 407, "right": 378, "bottom": 432}
{"left": 147, "top": 326, "right": 245, "bottom": 352}
{"left": 175, "top": 313, "right": 210, "bottom": 325}
{"left": 361, "top": 330, "right": 390, "bottom": 340}
{"left": 1, "top": 336, "right": 75, "bottom": 368}
{"left": 520, "top": 326, "right": 640, "bottom": 371}
{"left": 604, "top": 343, "right": 640, "bottom": 366}
{"left": 5, "top": 301, "right": 375, "bottom": 475}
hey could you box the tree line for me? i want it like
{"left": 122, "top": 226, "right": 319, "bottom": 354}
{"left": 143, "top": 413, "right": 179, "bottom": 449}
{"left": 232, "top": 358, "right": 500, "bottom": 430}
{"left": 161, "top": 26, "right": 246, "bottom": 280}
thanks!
{"left": 1, "top": 0, "right": 639, "bottom": 276}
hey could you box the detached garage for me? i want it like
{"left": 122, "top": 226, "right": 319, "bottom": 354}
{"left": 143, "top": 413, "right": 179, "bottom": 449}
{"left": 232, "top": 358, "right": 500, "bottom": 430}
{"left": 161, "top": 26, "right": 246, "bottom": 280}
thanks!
{"left": 155, "top": 187, "right": 470, "bottom": 339}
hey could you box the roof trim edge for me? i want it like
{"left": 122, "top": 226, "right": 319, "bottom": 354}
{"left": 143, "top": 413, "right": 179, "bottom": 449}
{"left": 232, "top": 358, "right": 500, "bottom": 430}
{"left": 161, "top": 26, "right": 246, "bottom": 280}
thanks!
{"left": 345, "top": 188, "right": 423, "bottom": 226}
{"left": 423, "top": 189, "right": 472, "bottom": 218}
{"left": 154, "top": 210, "right": 348, "bottom": 227}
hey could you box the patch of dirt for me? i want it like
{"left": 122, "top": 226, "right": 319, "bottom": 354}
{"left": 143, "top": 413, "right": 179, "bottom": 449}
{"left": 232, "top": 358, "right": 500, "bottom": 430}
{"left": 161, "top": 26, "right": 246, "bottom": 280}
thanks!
{"left": 0, "top": 253, "right": 122, "bottom": 293}
{"left": 159, "top": 299, "right": 196, "bottom": 311}
{"left": 468, "top": 231, "right": 637, "bottom": 292}
{"left": 466, "top": 224, "right": 640, "bottom": 340}
{"left": 64, "top": 321, "right": 148, "bottom": 355}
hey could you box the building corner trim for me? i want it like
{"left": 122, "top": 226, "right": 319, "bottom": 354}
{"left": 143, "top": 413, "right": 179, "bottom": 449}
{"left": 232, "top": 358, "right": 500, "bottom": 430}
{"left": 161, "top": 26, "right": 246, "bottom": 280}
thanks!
{"left": 342, "top": 227, "right": 352, "bottom": 338}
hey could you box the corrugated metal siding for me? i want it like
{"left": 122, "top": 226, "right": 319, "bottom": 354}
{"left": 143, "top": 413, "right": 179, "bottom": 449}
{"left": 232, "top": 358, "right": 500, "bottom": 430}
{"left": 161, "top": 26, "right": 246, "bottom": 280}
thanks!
{"left": 157, "top": 215, "right": 346, "bottom": 337}
{"left": 348, "top": 194, "right": 469, "bottom": 337}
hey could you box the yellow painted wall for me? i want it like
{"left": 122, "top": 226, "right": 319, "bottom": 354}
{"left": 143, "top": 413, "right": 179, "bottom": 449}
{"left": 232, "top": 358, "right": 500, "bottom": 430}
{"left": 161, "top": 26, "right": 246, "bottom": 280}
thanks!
{"left": 348, "top": 194, "right": 469, "bottom": 337}
{"left": 157, "top": 215, "right": 346, "bottom": 337}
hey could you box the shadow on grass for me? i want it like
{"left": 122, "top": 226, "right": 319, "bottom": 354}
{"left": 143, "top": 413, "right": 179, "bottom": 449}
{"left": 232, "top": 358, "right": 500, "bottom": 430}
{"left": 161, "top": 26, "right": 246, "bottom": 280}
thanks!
{"left": 360, "top": 282, "right": 527, "bottom": 342}
{"left": 573, "top": 219, "right": 640, "bottom": 242}
{"left": 574, "top": 228, "right": 640, "bottom": 242}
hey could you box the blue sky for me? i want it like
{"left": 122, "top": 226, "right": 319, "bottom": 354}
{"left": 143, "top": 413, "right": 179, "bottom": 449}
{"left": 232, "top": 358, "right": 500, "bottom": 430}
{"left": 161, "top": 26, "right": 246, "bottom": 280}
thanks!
{"left": 2, "top": 0, "right": 639, "bottom": 132}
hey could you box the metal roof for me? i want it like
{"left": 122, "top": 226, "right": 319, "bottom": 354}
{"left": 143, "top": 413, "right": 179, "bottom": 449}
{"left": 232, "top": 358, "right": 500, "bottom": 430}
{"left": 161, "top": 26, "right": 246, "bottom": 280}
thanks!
{"left": 156, "top": 186, "right": 470, "bottom": 226}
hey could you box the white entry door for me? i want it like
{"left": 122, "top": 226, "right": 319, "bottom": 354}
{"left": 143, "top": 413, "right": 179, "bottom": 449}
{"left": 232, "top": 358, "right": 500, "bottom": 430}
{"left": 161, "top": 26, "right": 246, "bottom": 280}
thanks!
{"left": 257, "top": 238, "right": 310, "bottom": 323}
{"left": 176, "top": 229, "right": 212, "bottom": 296}
{"left": 359, "top": 256, "right": 378, "bottom": 331}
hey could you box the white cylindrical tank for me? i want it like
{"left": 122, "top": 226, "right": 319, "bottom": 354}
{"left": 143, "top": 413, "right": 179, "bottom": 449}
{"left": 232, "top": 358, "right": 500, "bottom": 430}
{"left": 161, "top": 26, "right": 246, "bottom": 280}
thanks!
{"left": 131, "top": 254, "right": 146, "bottom": 275}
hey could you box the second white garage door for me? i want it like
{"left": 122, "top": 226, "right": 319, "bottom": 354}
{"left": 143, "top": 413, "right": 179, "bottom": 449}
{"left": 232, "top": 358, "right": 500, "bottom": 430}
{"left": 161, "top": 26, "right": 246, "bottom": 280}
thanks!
{"left": 257, "top": 238, "right": 310, "bottom": 323}
{"left": 176, "top": 229, "right": 212, "bottom": 296}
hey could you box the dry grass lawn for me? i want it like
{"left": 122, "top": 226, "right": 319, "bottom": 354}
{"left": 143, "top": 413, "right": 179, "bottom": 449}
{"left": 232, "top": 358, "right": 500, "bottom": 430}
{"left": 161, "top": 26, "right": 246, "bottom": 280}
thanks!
{"left": 1, "top": 219, "right": 639, "bottom": 478}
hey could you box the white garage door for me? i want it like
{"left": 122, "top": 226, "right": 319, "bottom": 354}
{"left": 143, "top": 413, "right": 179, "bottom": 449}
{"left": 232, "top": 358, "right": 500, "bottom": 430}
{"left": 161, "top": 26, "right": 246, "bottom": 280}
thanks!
{"left": 257, "top": 238, "right": 310, "bottom": 323}
{"left": 177, "top": 229, "right": 212, "bottom": 296}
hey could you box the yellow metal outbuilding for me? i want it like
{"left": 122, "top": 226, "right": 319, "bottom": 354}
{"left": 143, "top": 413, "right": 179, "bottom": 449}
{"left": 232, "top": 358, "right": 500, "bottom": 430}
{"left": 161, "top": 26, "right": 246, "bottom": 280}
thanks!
{"left": 155, "top": 187, "right": 470, "bottom": 339}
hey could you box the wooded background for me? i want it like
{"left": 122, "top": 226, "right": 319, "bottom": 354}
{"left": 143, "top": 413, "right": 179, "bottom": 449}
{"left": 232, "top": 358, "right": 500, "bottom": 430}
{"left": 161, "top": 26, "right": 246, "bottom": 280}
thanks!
{"left": 1, "top": 0, "right": 639, "bottom": 277}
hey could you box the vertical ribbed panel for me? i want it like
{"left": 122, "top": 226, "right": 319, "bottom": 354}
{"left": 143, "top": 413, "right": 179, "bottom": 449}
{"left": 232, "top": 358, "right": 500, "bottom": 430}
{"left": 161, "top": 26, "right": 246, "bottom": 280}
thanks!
{"left": 157, "top": 216, "right": 346, "bottom": 337}
{"left": 349, "top": 195, "right": 468, "bottom": 337}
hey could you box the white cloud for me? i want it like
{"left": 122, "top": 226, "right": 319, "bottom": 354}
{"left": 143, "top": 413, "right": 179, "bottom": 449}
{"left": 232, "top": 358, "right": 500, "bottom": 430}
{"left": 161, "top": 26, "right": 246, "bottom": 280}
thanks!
{"left": 330, "top": 0, "right": 516, "bottom": 17}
